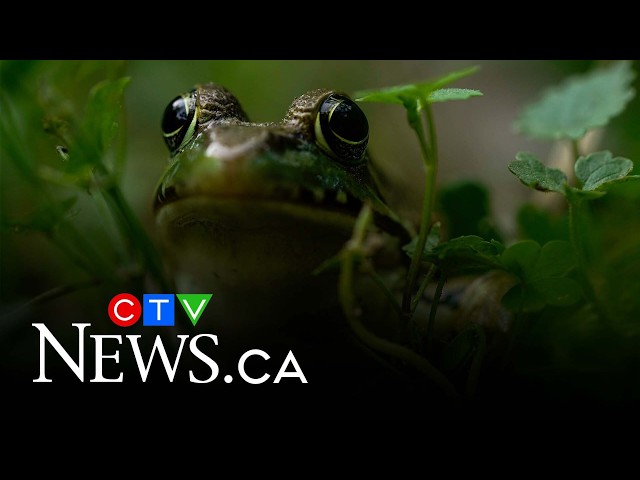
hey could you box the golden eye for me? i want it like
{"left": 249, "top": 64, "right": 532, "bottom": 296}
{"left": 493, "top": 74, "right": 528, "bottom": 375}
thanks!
{"left": 161, "top": 90, "right": 198, "bottom": 154}
{"left": 315, "top": 93, "right": 369, "bottom": 164}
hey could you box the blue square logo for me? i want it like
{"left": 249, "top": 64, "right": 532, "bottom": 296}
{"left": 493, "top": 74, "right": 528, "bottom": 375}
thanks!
{"left": 143, "top": 294, "right": 175, "bottom": 326}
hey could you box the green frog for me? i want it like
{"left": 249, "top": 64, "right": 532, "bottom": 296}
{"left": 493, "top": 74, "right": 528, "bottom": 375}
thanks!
{"left": 155, "top": 83, "right": 409, "bottom": 326}
{"left": 154, "top": 83, "right": 512, "bottom": 387}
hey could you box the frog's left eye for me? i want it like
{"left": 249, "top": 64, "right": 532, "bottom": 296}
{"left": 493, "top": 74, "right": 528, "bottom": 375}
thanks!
{"left": 161, "top": 90, "right": 198, "bottom": 154}
{"left": 315, "top": 94, "right": 369, "bottom": 164}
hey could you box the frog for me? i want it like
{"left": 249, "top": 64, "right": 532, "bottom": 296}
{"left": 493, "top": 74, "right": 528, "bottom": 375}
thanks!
{"left": 154, "top": 83, "right": 418, "bottom": 373}
{"left": 154, "top": 83, "right": 513, "bottom": 388}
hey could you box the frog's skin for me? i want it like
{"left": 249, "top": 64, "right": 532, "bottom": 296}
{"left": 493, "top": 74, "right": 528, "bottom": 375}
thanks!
{"left": 155, "top": 84, "right": 409, "bottom": 347}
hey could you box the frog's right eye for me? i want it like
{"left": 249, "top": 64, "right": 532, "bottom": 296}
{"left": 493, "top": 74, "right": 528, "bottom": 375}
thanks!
{"left": 161, "top": 90, "right": 198, "bottom": 154}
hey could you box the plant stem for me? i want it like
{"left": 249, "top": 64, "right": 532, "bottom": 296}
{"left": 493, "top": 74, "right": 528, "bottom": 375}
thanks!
{"left": 402, "top": 103, "right": 438, "bottom": 317}
{"left": 411, "top": 264, "right": 437, "bottom": 313}
{"left": 367, "top": 271, "right": 403, "bottom": 319}
{"left": 570, "top": 139, "right": 582, "bottom": 187}
{"left": 568, "top": 197, "right": 610, "bottom": 324}
{"left": 571, "top": 138, "right": 581, "bottom": 162}
{"left": 568, "top": 200, "right": 585, "bottom": 271}
{"left": 338, "top": 204, "right": 459, "bottom": 402}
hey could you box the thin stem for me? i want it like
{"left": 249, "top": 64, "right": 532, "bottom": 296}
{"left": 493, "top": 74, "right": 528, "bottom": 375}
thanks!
{"left": 338, "top": 203, "right": 459, "bottom": 402}
{"left": 411, "top": 264, "right": 437, "bottom": 313}
{"left": 571, "top": 138, "right": 581, "bottom": 162}
{"left": 568, "top": 200, "right": 586, "bottom": 272}
{"left": 568, "top": 198, "right": 610, "bottom": 325}
{"left": 402, "top": 103, "right": 439, "bottom": 317}
{"left": 570, "top": 139, "right": 582, "bottom": 188}
{"left": 367, "top": 271, "right": 403, "bottom": 319}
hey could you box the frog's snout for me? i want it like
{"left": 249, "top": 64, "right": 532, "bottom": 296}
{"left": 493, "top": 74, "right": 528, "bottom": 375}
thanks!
{"left": 203, "top": 124, "right": 272, "bottom": 163}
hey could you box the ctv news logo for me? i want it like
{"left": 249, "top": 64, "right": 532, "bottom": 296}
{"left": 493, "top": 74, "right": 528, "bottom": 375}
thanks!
{"left": 108, "top": 293, "right": 212, "bottom": 327}
{"left": 32, "top": 292, "right": 307, "bottom": 384}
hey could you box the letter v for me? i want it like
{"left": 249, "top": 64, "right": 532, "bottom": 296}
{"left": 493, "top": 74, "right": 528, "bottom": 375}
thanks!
{"left": 176, "top": 294, "right": 213, "bottom": 326}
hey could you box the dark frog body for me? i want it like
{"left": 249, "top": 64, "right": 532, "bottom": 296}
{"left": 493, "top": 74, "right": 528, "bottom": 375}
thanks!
{"left": 155, "top": 84, "right": 415, "bottom": 385}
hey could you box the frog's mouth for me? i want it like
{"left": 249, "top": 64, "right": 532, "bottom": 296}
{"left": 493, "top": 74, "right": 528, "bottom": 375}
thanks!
{"left": 153, "top": 123, "right": 407, "bottom": 234}
{"left": 156, "top": 179, "right": 365, "bottom": 220}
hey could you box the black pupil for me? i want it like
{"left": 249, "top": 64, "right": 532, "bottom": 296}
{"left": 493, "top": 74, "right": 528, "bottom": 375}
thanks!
{"left": 162, "top": 96, "right": 188, "bottom": 134}
{"left": 329, "top": 97, "right": 368, "bottom": 141}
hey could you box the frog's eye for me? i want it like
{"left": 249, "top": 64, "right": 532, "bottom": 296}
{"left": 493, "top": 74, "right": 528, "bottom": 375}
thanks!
{"left": 315, "top": 93, "right": 369, "bottom": 164}
{"left": 161, "top": 90, "right": 198, "bottom": 154}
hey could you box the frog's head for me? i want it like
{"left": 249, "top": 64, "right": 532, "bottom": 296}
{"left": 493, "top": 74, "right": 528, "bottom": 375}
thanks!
{"left": 154, "top": 84, "right": 407, "bottom": 326}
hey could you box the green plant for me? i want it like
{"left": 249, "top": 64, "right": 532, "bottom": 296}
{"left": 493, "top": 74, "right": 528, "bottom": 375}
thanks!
{"left": 1, "top": 61, "right": 170, "bottom": 311}
{"left": 331, "top": 60, "right": 639, "bottom": 401}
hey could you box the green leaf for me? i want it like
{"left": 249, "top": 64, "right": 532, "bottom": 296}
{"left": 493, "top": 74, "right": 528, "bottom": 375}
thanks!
{"left": 428, "top": 88, "right": 483, "bottom": 103}
{"left": 415, "top": 235, "right": 504, "bottom": 276}
{"left": 514, "top": 61, "right": 636, "bottom": 140}
{"left": 574, "top": 151, "right": 634, "bottom": 191}
{"left": 66, "top": 76, "right": 131, "bottom": 172}
{"left": 85, "top": 77, "right": 131, "bottom": 151}
{"left": 402, "top": 222, "right": 441, "bottom": 259}
{"left": 531, "top": 240, "right": 578, "bottom": 280}
{"left": 509, "top": 152, "right": 567, "bottom": 193}
{"left": 428, "top": 65, "right": 481, "bottom": 91}
{"left": 499, "top": 240, "right": 581, "bottom": 312}
{"left": 355, "top": 65, "right": 481, "bottom": 106}
{"left": 500, "top": 240, "right": 540, "bottom": 278}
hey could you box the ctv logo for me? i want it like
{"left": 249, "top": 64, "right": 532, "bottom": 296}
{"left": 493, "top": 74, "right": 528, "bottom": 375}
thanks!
{"left": 108, "top": 293, "right": 212, "bottom": 327}
{"left": 32, "top": 291, "right": 309, "bottom": 383}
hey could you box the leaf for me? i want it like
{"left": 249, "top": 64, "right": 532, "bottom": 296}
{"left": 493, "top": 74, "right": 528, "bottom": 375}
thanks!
{"left": 67, "top": 77, "right": 131, "bottom": 171}
{"left": 500, "top": 240, "right": 540, "bottom": 278}
{"left": 508, "top": 152, "right": 567, "bottom": 193}
{"left": 414, "top": 235, "right": 504, "bottom": 277}
{"left": 499, "top": 240, "right": 581, "bottom": 312}
{"left": 401, "top": 222, "right": 441, "bottom": 259}
{"left": 514, "top": 61, "right": 636, "bottom": 140}
{"left": 85, "top": 77, "right": 131, "bottom": 151}
{"left": 531, "top": 240, "right": 578, "bottom": 280}
{"left": 574, "top": 151, "right": 634, "bottom": 191}
{"left": 428, "top": 88, "right": 483, "bottom": 103}
{"left": 355, "top": 65, "right": 481, "bottom": 106}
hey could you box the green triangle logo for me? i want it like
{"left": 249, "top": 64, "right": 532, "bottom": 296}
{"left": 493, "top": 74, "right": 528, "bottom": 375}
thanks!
{"left": 176, "top": 294, "right": 213, "bottom": 326}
